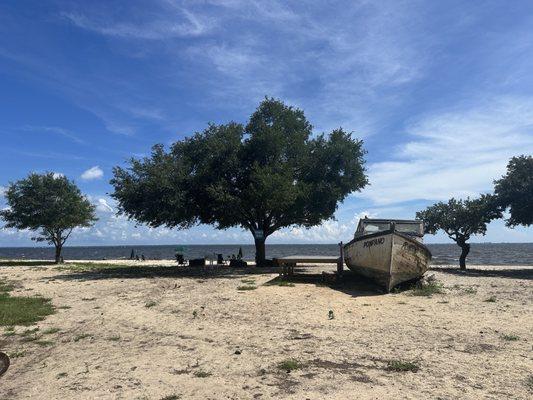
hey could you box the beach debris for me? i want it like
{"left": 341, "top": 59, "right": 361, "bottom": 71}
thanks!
{"left": 0, "top": 352, "right": 10, "bottom": 377}
{"left": 328, "top": 310, "right": 334, "bottom": 320}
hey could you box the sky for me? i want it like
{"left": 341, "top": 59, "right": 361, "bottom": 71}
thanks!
{"left": 0, "top": 0, "right": 532, "bottom": 247}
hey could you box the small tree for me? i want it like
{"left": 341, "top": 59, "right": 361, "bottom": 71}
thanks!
{"left": 111, "top": 98, "right": 368, "bottom": 265}
{"left": 0, "top": 173, "right": 97, "bottom": 263}
{"left": 416, "top": 195, "right": 502, "bottom": 269}
{"left": 494, "top": 155, "right": 532, "bottom": 227}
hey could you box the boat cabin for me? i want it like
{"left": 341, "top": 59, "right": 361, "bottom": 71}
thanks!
{"left": 354, "top": 218, "right": 424, "bottom": 239}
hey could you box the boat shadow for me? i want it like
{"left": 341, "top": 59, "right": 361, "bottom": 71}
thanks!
{"left": 266, "top": 268, "right": 385, "bottom": 297}
{"left": 430, "top": 266, "right": 533, "bottom": 280}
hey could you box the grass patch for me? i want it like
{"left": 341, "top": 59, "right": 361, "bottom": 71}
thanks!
{"left": 56, "top": 372, "right": 68, "bottom": 379}
{"left": 81, "top": 297, "right": 96, "bottom": 302}
{"left": 107, "top": 335, "right": 121, "bottom": 341}
{"left": 237, "top": 285, "right": 257, "bottom": 291}
{"left": 0, "top": 287, "right": 55, "bottom": 326}
{"left": 240, "top": 279, "right": 256, "bottom": 284}
{"left": 42, "top": 327, "right": 60, "bottom": 334}
{"left": 9, "top": 349, "right": 26, "bottom": 358}
{"left": 55, "top": 262, "right": 124, "bottom": 272}
{"left": 277, "top": 358, "right": 303, "bottom": 373}
{"left": 20, "top": 334, "right": 40, "bottom": 343}
{"left": 484, "top": 296, "right": 497, "bottom": 303}
{"left": 57, "top": 305, "right": 71, "bottom": 310}
{"left": 73, "top": 333, "right": 92, "bottom": 342}
{"left": 386, "top": 360, "right": 420, "bottom": 372}
{"left": 408, "top": 279, "right": 444, "bottom": 297}
{"left": 21, "top": 327, "right": 39, "bottom": 336}
{"left": 501, "top": 334, "right": 519, "bottom": 341}
{"left": 35, "top": 340, "right": 54, "bottom": 347}
{"left": 145, "top": 301, "right": 157, "bottom": 308}
{"left": 193, "top": 370, "right": 211, "bottom": 378}
{"left": 160, "top": 395, "right": 181, "bottom": 400}
{"left": 264, "top": 279, "right": 295, "bottom": 287}
{"left": 0, "top": 260, "right": 57, "bottom": 267}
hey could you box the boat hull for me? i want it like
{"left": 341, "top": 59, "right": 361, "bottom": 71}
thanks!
{"left": 343, "top": 230, "right": 431, "bottom": 292}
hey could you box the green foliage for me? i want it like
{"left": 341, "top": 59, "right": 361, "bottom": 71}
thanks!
{"left": 494, "top": 155, "right": 533, "bottom": 227}
{"left": 277, "top": 358, "right": 303, "bottom": 372}
{"left": 408, "top": 278, "right": 444, "bottom": 297}
{"left": 484, "top": 296, "right": 497, "bottom": 303}
{"left": 501, "top": 334, "right": 519, "bottom": 341}
{"left": 73, "top": 333, "right": 92, "bottom": 342}
{"left": 112, "top": 98, "right": 368, "bottom": 264}
{"left": 193, "top": 370, "right": 212, "bottom": 378}
{"left": 386, "top": 360, "right": 420, "bottom": 372}
{"left": 416, "top": 195, "right": 502, "bottom": 268}
{"left": 0, "top": 172, "right": 97, "bottom": 262}
{"left": 0, "top": 294, "right": 55, "bottom": 326}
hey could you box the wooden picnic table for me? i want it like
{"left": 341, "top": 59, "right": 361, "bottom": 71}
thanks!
{"left": 274, "top": 245, "right": 345, "bottom": 278}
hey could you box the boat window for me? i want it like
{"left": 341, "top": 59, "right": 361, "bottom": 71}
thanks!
{"left": 362, "top": 222, "right": 390, "bottom": 235}
{"left": 395, "top": 223, "right": 423, "bottom": 236}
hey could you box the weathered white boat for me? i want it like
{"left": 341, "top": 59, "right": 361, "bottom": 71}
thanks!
{"left": 343, "top": 218, "right": 432, "bottom": 292}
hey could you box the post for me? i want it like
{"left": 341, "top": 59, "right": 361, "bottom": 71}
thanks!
{"left": 337, "top": 241, "right": 344, "bottom": 277}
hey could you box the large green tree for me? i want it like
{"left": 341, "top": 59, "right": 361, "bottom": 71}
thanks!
{"left": 493, "top": 155, "right": 532, "bottom": 227}
{"left": 416, "top": 195, "right": 502, "bottom": 269}
{"left": 111, "top": 98, "right": 368, "bottom": 265}
{"left": 0, "top": 173, "right": 97, "bottom": 263}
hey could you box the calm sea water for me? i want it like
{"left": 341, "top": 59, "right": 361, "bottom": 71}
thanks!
{"left": 0, "top": 243, "right": 531, "bottom": 266}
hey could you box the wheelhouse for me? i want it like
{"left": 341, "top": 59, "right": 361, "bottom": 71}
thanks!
{"left": 354, "top": 218, "right": 424, "bottom": 238}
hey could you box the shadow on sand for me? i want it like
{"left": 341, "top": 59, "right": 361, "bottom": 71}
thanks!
{"left": 49, "top": 263, "right": 385, "bottom": 297}
{"left": 0, "top": 260, "right": 58, "bottom": 267}
{"left": 264, "top": 269, "right": 384, "bottom": 297}
{"left": 430, "top": 266, "right": 532, "bottom": 280}
{"left": 50, "top": 264, "right": 281, "bottom": 282}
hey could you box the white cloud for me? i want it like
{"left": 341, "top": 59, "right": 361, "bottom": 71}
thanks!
{"left": 81, "top": 166, "right": 104, "bottom": 181}
{"left": 61, "top": 4, "right": 212, "bottom": 40}
{"left": 21, "top": 125, "right": 85, "bottom": 144}
{"left": 359, "top": 96, "right": 533, "bottom": 205}
{"left": 95, "top": 198, "right": 114, "bottom": 213}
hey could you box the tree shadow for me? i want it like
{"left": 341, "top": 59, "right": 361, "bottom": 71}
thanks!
{"left": 49, "top": 264, "right": 281, "bottom": 282}
{"left": 0, "top": 261, "right": 57, "bottom": 267}
{"left": 431, "top": 266, "right": 533, "bottom": 280}
{"left": 264, "top": 269, "right": 384, "bottom": 297}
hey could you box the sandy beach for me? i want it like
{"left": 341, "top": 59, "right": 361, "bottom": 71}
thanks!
{"left": 0, "top": 260, "right": 532, "bottom": 399}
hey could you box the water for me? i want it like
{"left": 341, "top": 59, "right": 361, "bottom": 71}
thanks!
{"left": 0, "top": 243, "right": 531, "bottom": 266}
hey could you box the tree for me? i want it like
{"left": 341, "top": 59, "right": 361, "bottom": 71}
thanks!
{"left": 416, "top": 195, "right": 502, "bottom": 270}
{"left": 111, "top": 98, "right": 368, "bottom": 265}
{"left": 0, "top": 173, "right": 97, "bottom": 263}
{"left": 493, "top": 155, "right": 533, "bottom": 227}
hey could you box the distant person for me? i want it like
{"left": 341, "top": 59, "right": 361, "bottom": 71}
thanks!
{"left": 141, "top": 254, "right": 146, "bottom": 261}
{"left": 238, "top": 247, "right": 243, "bottom": 260}
{"left": 130, "top": 249, "right": 135, "bottom": 260}
{"left": 135, "top": 255, "right": 140, "bottom": 261}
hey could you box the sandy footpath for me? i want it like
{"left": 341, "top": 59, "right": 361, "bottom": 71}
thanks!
{"left": 0, "top": 260, "right": 532, "bottom": 399}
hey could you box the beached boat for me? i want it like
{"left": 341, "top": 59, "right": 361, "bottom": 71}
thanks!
{"left": 343, "top": 218, "right": 432, "bottom": 292}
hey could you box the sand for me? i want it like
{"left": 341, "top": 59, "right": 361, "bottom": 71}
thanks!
{"left": 0, "top": 260, "right": 532, "bottom": 399}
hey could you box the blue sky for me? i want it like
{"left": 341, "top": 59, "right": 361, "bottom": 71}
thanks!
{"left": 0, "top": 0, "right": 532, "bottom": 246}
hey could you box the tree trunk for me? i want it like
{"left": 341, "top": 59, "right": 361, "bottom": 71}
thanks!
{"left": 458, "top": 242, "right": 470, "bottom": 270}
{"left": 254, "top": 237, "right": 266, "bottom": 267}
{"left": 54, "top": 244, "right": 63, "bottom": 264}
